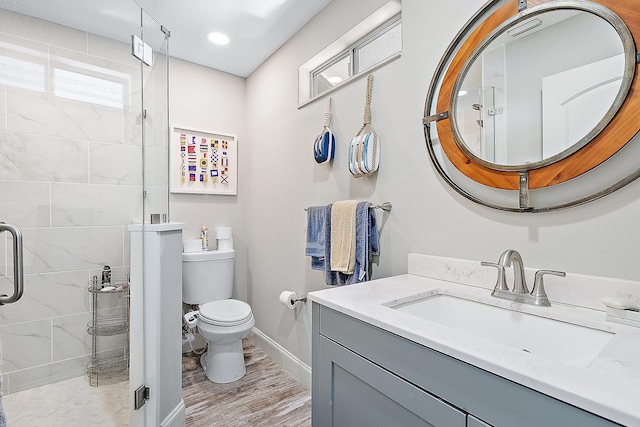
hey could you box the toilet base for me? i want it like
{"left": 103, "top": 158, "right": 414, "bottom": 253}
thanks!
{"left": 200, "top": 339, "right": 247, "bottom": 383}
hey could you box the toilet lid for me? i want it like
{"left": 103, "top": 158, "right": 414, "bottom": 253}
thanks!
{"left": 199, "top": 299, "right": 253, "bottom": 326}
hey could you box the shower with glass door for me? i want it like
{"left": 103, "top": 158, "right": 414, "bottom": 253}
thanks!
{"left": 0, "top": 1, "right": 169, "bottom": 424}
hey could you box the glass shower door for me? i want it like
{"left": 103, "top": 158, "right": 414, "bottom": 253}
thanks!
{"left": 129, "top": 8, "right": 171, "bottom": 427}
{"left": 0, "top": 1, "right": 167, "bottom": 425}
{"left": 142, "top": 11, "right": 171, "bottom": 221}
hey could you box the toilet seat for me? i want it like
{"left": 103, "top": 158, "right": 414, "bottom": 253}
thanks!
{"left": 199, "top": 299, "right": 253, "bottom": 326}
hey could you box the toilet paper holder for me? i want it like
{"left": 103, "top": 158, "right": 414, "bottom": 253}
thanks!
{"left": 279, "top": 290, "right": 307, "bottom": 309}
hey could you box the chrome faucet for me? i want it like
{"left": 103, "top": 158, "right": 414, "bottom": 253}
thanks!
{"left": 498, "top": 249, "right": 528, "bottom": 294}
{"left": 482, "top": 249, "right": 565, "bottom": 307}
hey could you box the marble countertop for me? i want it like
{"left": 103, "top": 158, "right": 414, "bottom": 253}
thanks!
{"left": 308, "top": 270, "right": 640, "bottom": 425}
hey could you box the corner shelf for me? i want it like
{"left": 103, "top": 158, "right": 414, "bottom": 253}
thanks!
{"left": 87, "top": 352, "right": 130, "bottom": 387}
{"left": 86, "top": 278, "right": 130, "bottom": 387}
{"left": 87, "top": 317, "right": 129, "bottom": 336}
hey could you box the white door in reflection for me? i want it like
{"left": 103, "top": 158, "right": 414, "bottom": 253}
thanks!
{"left": 542, "top": 54, "right": 624, "bottom": 159}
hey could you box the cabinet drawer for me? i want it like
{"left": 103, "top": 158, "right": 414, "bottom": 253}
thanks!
{"left": 317, "top": 334, "right": 466, "bottom": 427}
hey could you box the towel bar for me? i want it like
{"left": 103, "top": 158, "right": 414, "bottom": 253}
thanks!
{"left": 372, "top": 202, "right": 392, "bottom": 212}
{"left": 305, "top": 202, "right": 392, "bottom": 212}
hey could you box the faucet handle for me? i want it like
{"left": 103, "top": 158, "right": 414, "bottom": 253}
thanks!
{"left": 481, "top": 261, "right": 508, "bottom": 292}
{"left": 531, "top": 270, "right": 566, "bottom": 306}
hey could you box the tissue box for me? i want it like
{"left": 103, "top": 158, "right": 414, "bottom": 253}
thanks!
{"left": 183, "top": 239, "right": 202, "bottom": 253}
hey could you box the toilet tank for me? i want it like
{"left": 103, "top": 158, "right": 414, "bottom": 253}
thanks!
{"left": 182, "top": 249, "right": 235, "bottom": 305}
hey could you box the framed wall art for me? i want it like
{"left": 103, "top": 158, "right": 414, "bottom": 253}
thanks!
{"left": 170, "top": 126, "right": 237, "bottom": 195}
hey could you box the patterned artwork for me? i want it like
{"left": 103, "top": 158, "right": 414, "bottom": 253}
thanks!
{"left": 171, "top": 126, "right": 237, "bottom": 195}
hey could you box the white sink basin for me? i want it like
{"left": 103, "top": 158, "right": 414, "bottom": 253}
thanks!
{"left": 392, "top": 294, "right": 614, "bottom": 368}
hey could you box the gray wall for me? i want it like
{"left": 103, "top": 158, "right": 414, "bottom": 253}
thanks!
{"left": 171, "top": 0, "right": 640, "bottom": 372}
{"left": 168, "top": 59, "right": 249, "bottom": 301}
{"left": 243, "top": 0, "right": 640, "bottom": 368}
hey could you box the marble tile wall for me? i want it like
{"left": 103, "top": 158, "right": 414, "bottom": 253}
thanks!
{"left": 0, "top": 8, "right": 166, "bottom": 394}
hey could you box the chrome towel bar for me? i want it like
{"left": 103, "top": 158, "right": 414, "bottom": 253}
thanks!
{"left": 305, "top": 201, "right": 392, "bottom": 212}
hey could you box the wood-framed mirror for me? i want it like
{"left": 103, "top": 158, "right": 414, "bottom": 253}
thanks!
{"left": 423, "top": 0, "right": 640, "bottom": 212}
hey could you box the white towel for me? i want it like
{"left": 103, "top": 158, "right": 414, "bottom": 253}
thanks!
{"left": 330, "top": 200, "right": 357, "bottom": 274}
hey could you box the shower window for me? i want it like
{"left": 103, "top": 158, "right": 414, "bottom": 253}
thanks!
{"left": 0, "top": 54, "right": 45, "bottom": 91}
{"left": 53, "top": 68, "right": 125, "bottom": 109}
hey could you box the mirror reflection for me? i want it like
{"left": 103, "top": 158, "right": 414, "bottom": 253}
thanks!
{"left": 454, "top": 9, "right": 625, "bottom": 167}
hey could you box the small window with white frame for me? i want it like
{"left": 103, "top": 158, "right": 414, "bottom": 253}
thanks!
{"left": 299, "top": 0, "right": 402, "bottom": 107}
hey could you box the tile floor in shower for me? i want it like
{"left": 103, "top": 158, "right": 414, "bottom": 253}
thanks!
{"left": 2, "top": 339, "right": 311, "bottom": 426}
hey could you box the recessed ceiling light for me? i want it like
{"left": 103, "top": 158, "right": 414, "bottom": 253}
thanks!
{"left": 508, "top": 18, "right": 542, "bottom": 38}
{"left": 327, "top": 76, "right": 343, "bottom": 85}
{"left": 207, "top": 32, "right": 230, "bottom": 45}
{"left": 458, "top": 90, "right": 468, "bottom": 97}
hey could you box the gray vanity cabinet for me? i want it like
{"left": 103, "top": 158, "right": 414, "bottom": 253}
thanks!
{"left": 317, "top": 333, "right": 466, "bottom": 426}
{"left": 312, "top": 303, "right": 621, "bottom": 427}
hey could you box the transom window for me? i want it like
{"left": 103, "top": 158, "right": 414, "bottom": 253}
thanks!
{"left": 298, "top": 0, "right": 402, "bottom": 107}
{"left": 312, "top": 17, "right": 401, "bottom": 98}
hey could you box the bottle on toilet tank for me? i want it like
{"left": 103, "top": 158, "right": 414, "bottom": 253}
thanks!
{"left": 201, "top": 226, "right": 209, "bottom": 250}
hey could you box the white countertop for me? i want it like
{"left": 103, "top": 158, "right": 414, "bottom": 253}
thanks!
{"left": 308, "top": 255, "right": 640, "bottom": 426}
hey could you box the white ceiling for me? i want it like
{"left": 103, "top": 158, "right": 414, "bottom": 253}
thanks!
{"left": 0, "top": 0, "right": 332, "bottom": 77}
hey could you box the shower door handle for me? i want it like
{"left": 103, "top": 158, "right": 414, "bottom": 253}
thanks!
{"left": 0, "top": 222, "right": 24, "bottom": 305}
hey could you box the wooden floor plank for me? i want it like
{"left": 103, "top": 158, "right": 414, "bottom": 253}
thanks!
{"left": 183, "top": 339, "right": 312, "bottom": 426}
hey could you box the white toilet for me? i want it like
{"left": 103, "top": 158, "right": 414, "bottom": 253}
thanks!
{"left": 182, "top": 249, "right": 255, "bottom": 383}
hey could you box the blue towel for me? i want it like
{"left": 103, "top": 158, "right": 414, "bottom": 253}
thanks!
{"left": 356, "top": 201, "right": 379, "bottom": 281}
{"left": 305, "top": 206, "right": 326, "bottom": 271}
{"left": 325, "top": 201, "right": 379, "bottom": 286}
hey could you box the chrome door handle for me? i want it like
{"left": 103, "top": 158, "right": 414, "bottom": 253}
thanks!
{"left": 0, "top": 222, "right": 24, "bottom": 305}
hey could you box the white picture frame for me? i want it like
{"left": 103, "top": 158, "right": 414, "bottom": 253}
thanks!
{"left": 170, "top": 125, "right": 238, "bottom": 195}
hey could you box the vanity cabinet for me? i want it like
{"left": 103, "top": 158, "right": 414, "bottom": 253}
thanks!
{"left": 312, "top": 303, "right": 620, "bottom": 427}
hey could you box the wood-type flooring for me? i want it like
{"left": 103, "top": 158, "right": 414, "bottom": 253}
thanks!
{"left": 3, "top": 338, "right": 311, "bottom": 426}
{"left": 183, "top": 339, "right": 312, "bottom": 426}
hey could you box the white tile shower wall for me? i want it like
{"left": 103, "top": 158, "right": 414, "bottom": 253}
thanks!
{"left": 0, "top": 271, "right": 89, "bottom": 323}
{"left": 0, "top": 133, "right": 89, "bottom": 182}
{"left": 7, "top": 89, "right": 124, "bottom": 142}
{"left": 0, "top": 8, "right": 146, "bottom": 394}
{"left": 51, "top": 184, "right": 143, "bottom": 227}
{"left": 0, "top": 86, "right": 6, "bottom": 131}
{"left": 0, "top": 181, "right": 50, "bottom": 227}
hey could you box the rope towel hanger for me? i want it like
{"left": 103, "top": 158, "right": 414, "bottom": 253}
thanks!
{"left": 322, "top": 97, "right": 332, "bottom": 129}
{"left": 349, "top": 75, "right": 379, "bottom": 177}
{"left": 313, "top": 97, "right": 335, "bottom": 164}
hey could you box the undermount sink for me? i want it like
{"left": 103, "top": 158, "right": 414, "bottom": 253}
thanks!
{"left": 391, "top": 293, "right": 614, "bottom": 368}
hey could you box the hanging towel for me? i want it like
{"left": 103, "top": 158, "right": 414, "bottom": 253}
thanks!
{"left": 324, "top": 204, "right": 340, "bottom": 285}
{"left": 325, "top": 201, "right": 380, "bottom": 286}
{"left": 305, "top": 206, "right": 327, "bottom": 271}
{"left": 355, "top": 201, "right": 380, "bottom": 282}
{"left": 330, "top": 200, "right": 358, "bottom": 274}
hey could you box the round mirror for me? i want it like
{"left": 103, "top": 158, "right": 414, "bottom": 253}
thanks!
{"left": 453, "top": 8, "right": 627, "bottom": 170}
{"left": 423, "top": 0, "right": 640, "bottom": 212}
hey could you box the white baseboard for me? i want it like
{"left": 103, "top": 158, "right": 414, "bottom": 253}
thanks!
{"left": 161, "top": 399, "right": 186, "bottom": 427}
{"left": 248, "top": 328, "right": 312, "bottom": 390}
